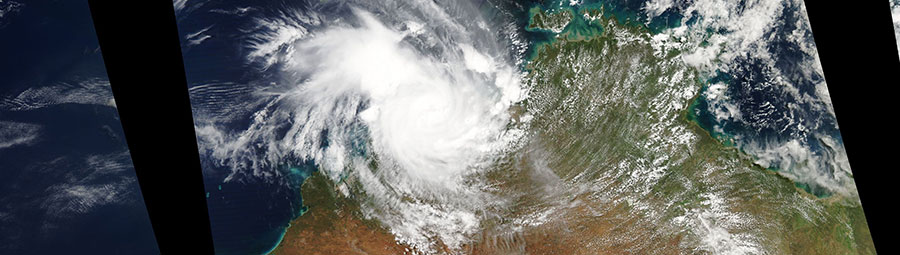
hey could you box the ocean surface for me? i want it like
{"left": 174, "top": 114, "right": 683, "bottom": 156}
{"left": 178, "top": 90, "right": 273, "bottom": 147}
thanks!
{"left": 202, "top": 162, "right": 314, "bottom": 255}
{"left": 175, "top": 0, "right": 852, "bottom": 253}
{"left": 0, "top": 0, "right": 159, "bottom": 253}
{"left": 174, "top": 1, "right": 699, "bottom": 253}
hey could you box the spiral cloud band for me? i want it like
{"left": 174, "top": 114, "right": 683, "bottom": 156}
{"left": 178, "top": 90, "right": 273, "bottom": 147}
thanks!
{"left": 196, "top": 4, "right": 527, "bottom": 251}
{"left": 288, "top": 10, "right": 522, "bottom": 183}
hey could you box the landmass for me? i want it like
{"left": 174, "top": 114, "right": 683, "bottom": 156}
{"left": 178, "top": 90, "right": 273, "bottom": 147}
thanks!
{"left": 272, "top": 3, "right": 874, "bottom": 254}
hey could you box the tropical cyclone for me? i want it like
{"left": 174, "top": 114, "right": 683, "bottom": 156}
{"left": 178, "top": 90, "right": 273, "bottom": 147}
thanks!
{"left": 190, "top": 0, "right": 876, "bottom": 254}
{"left": 200, "top": 1, "right": 528, "bottom": 252}
{"left": 274, "top": 8, "right": 526, "bottom": 250}
{"left": 284, "top": 9, "right": 524, "bottom": 183}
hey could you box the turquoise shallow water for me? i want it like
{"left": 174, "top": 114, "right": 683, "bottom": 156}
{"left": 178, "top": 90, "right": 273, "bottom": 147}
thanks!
{"left": 687, "top": 63, "right": 842, "bottom": 199}
{"left": 186, "top": 1, "right": 837, "bottom": 253}
{"left": 522, "top": 0, "right": 846, "bottom": 199}
{"left": 517, "top": 0, "right": 684, "bottom": 67}
{"left": 204, "top": 162, "right": 316, "bottom": 255}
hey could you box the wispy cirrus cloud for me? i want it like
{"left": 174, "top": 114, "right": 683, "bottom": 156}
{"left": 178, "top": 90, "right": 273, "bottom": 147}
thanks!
{"left": 0, "top": 121, "right": 41, "bottom": 150}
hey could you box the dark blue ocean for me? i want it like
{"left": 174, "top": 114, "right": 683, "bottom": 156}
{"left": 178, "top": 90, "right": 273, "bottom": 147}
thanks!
{"left": 686, "top": 3, "right": 842, "bottom": 197}
{"left": 0, "top": 0, "right": 158, "bottom": 253}
{"left": 175, "top": 1, "right": 323, "bottom": 254}
{"left": 202, "top": 163, "right": 314, "bottom": 255}
{"left": 174, "top": 0, "right": 694, "bottom": 254}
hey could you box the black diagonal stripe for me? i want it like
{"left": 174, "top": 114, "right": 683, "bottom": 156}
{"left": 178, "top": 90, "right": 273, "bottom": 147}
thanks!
{"left": 87, "top": 1, "right": 214, "bottom": 254}
{"left": 805, "top": 1, "right": 898, "bottom": 253}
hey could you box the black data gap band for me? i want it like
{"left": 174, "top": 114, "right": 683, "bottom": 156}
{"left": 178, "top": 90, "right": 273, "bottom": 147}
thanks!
{"left": 804, "top": 1, "right": 898, "bottom": 253}
{"left": 87, "top": 1, "right": 215, "bottom": 254}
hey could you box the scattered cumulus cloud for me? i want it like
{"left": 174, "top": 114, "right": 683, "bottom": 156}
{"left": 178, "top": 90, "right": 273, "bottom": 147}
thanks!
{"left": 194, "top": 2, "right": 528, "bottom": 251}
{"left": 0, "top": 121, "right": 41, "bottom": 149}
{"left": 0, "top": 78, "right": 116, "bottom": 111}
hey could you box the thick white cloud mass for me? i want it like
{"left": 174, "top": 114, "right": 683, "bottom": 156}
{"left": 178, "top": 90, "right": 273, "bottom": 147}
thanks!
{"left": 184, "top": 0, "right": 865, "bottom": 253}
{"left": 194, "top": 3, "right": 527, "bottom": 251}
{"left": 283, "top": 10, "right": 522, "bottom": 183}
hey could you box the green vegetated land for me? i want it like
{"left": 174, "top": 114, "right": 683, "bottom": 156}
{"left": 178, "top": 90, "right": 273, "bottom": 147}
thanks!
{"left": 483, "top": 4, "right": 874, "bottom": 254}
{"left": 273, "top": 3, "right": 874, "bottom": 254}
